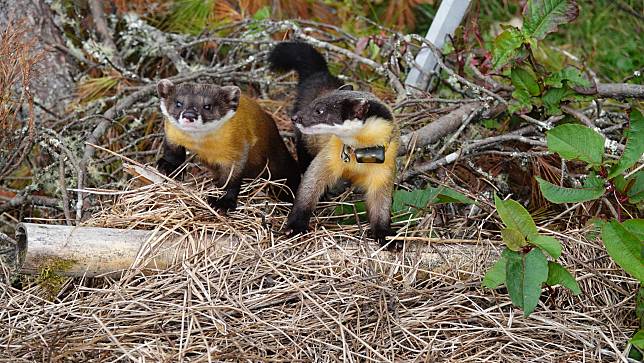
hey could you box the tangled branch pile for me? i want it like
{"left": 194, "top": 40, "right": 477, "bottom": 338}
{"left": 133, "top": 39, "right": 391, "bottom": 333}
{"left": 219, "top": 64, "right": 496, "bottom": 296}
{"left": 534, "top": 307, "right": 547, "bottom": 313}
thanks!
{"left": 0, "top": 2, "right": 641, "bottom": 361}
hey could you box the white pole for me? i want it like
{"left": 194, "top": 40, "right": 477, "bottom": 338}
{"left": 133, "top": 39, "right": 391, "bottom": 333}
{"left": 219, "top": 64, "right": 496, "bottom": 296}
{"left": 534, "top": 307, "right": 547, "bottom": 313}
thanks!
{"left": 405, "top": 0, "right": 472, "bottom": 91}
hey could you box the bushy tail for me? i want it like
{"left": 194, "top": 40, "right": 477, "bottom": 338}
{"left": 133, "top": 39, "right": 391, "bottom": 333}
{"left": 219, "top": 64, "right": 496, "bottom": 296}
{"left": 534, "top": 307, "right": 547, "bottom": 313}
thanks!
{"left": 268, "top": 42, "right": 330, "bottom": 80}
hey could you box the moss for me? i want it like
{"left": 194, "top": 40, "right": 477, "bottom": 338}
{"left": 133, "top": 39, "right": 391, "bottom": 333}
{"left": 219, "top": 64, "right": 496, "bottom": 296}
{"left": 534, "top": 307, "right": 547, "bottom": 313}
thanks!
{"left": 35, "top": 257, "right": 76, "bottom": 299}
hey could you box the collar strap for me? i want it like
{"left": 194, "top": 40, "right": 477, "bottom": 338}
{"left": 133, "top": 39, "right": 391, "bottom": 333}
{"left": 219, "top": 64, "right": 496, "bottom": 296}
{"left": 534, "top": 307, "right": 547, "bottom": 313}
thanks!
{"left": 342, "top": 144, "right": 386, "bottom": 164}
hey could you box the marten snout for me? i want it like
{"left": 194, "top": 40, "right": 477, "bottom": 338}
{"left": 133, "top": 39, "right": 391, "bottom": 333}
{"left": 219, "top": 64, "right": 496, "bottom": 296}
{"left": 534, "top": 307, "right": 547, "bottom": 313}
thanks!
{"left": 182, "top": 110, "right": 198, "bottom": 121}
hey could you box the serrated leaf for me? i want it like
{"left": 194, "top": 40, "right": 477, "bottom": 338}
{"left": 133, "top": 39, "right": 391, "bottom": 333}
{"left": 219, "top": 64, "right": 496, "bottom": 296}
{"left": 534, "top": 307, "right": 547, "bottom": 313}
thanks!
{"left": 622, "top": 219, "right": 644, "bottom": 242}
{"left": 601, "top": 220, "right": 644, "bottom": 282}
{"left": 494, "top": 195, "right": 538, "bottom": 238}
{"left": 502, "top": 228, "right": 527, "bottom": 251}
{"left": 523, "top": 0, "right": 580, "bottom": 40}
{"left": 492, "top": 28, "right": 524, "bottom": 69}
{"left": 546, "top": 124, "right": 605, "bottom": 166}
{"left": 483, "top": 252, "right": 508, "bottom": 289}
{"left": 512, "top": 67, "right": 541, "bottom": 96}
{"left": 528, "top": 234, "right": 562, "bottom": 259}
{"left": 506, "top": 248, "right": 549, "bottom": 316}
{"left": 544, "top": 66, "right": 591, "bottom": 88}
{"left": 631, "top": 329, "right": 644, "bottom": 350}
{"left": 536, "top": 176, "right": 605, "bottom": 203}
{"left": 628, "top": 171, "right": 644, "bottom": 203}
{"left": 609, "top": 109, "right": 644, "bottom": 178}
{"left": 542, "top": 86, "right": 574, "bottom": 115}
{"left": 508, "top": 98, "right": 532, "bottom": 115}
{"left": 546, "top": 261, "right": 581, "bottom": 294}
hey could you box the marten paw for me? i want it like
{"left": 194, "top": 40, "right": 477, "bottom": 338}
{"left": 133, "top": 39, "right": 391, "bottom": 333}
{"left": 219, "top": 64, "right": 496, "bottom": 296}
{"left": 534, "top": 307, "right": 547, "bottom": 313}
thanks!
{"left": 285, "top": 217, "right": 309, "bottom": 237}
{"left": 373, "top": 228, "right": 401, "bottom": 251}
{"left": 207, "top": 195, "right": 237, "bottom": 212}
{"left": 157, "top": 159, "right": 179, "bottom": 177}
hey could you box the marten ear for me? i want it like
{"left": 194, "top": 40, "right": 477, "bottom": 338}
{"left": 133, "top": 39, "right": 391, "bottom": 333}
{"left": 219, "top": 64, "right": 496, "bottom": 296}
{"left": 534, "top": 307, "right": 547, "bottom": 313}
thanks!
{"left": 349, "top": 98, "right": 370, "bottom": 120}
{"left": 157, "top": 79, "right": 175, "bottom": 99}
{"left": 221, "top": 86, "right": 241, "bottom": 111}
{"left": 338, "top": 83, "right": 354, "bottom": 91}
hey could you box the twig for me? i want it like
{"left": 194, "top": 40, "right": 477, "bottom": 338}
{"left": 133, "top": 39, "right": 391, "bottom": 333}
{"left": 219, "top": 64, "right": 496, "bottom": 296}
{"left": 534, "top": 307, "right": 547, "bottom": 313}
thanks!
{"left": 561, "top": 105, "right": 596, "bottom": 129}
{"left": 88, "top": 0, "right": 123, "bottom": 68}
{"left": 596, "top": 83, "right": 644, "bottom": 99}
{"left": 0, "top": 194, "right": 60, "bottom": 214}
{"left": 398, "top": 102, "right": 483, "bottom": 156}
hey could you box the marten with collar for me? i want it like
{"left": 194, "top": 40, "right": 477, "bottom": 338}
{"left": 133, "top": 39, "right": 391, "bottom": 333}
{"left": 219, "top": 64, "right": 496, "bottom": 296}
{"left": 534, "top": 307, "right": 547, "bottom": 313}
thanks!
{"left": 156, "top": 79, "right": 300, "bottom": 210}
{"left": 269, "top": 42, "right": 399, "bottom": 246}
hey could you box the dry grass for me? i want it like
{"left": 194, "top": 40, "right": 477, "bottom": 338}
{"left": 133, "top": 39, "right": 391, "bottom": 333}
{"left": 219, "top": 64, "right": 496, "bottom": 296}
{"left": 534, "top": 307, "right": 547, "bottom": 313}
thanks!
{"left": 0, "top": 170, "right": 638, "bottom": 362}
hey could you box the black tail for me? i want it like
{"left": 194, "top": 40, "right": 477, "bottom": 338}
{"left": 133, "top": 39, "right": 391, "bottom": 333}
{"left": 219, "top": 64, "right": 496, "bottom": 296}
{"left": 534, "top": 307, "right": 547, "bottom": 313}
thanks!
{"left": 268, "top": 42, "right": 330, "bottom": 80}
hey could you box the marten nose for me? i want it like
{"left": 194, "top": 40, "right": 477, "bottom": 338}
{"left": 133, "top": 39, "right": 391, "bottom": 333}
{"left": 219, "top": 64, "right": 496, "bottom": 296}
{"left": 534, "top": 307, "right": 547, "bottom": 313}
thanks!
{"left": 183, "top": 110, "right": 197, "bottom": 121}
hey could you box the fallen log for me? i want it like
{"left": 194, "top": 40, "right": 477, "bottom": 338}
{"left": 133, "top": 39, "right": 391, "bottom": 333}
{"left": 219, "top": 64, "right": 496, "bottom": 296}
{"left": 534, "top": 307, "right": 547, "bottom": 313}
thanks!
{"left": 8, "top": 223, "right": 499, "bottom": 278}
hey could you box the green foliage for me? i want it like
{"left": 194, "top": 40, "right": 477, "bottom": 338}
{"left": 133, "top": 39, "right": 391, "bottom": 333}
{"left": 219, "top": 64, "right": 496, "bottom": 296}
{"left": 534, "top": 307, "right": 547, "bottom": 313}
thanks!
{"left": 494, "top": 195, "right": 538, "bottom": 238}
{"left": 608, "top": 109, "right": 644, "bottom": 178}
{"left": 546, "top": 261, "right": 581, "bottom": 294}
{"left": 544, "top": 66, "right": 591, "bottom": 88}
{"left": 483, "top": 252, "right": 508, "bottom": 289}
{"left": 506, "top": 248, "right": 549, "bottom": 316}
{"left": 600, "top": 220, "right": 644, "bottom": 282}
{"left": 491, "top": 27, "right": 524, "bottom": 70}
{"left": 335, "top": 186, "right": 474, "bottom": 224}
{"left": 536, "top": 176, "right": 605, "bottom": 203}
{"left": 546, "top": 124, "right": 605, "bottom": 166}
{"left": 485, "top": 195, "right": 579, "bottom": 316}
{"left": 391, "top": 186, "right": 474, "bottom": 222}
{"left": 522, "top": 0, "right": 580, "bottom": 41}
{"left": 528, "top": 234, "right": 562, "bottom": 259}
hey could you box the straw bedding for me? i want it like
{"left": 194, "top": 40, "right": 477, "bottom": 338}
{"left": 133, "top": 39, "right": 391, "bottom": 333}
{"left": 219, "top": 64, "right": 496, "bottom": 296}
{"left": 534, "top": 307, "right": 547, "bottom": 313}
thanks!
{"left": 0, "top": 175, "right": 638, "bottom": 362}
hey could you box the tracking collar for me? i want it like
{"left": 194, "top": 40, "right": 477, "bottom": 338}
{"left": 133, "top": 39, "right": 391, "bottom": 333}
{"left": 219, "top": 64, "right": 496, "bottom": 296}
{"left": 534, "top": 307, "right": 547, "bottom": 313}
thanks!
{"left": 341, "top": 144, "right": 386, "bottom": 163}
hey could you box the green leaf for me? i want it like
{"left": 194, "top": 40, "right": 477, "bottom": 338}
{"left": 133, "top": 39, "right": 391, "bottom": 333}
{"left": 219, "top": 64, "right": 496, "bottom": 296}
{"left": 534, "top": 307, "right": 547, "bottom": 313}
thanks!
{"left": 528, "top": 234, "right": 563, "bottom": 259}
{"left": 608, "top": 109, "right": 644, "bottom": 178}
{"left": 628, "top": 171, "right": 644, "bottom": 203}
{"left": 546, "top": 124, "right": 605, "bottom": 166}
{"left": 544, "top": 66, "right": 591, "bottom": 88}
{"left": 492, "top": 28, "right": 524, "bottom": 69}
{"left": 502, "top": 228, "right": 527, "bottom": 251}
{"left": 252, "top": 6, "right": 271, "bottom": 20}
{"left": 483, "top": 252, "right": 508, "bottom": 289}
{"left": 494, "top": 195, "right": 538, "bottom": 238}
{"left": 546, "top": 261, "right": 581, "bottom": 294}
{"left": 510, "top": 89, "right": 534, "bottom": 114}
{"left": 536, "top": 176, "right": 605, "bottom": 203}
{"left": 622, "top": 219, "right": 644, "bottom": 242}
{"left": 631, "top": 329, "right": 644, "bottom": 350}
{"left": 542, "top": 86, "right": 574, "bottom": 115}
{"left": 434, "top": 188, "right": 476, "bottom": 204}
{"left": 601, "top": 220, "right": 644, "bottom": 282}
{"left": 506, "top": 248, "right": 549, "bottom": 316}
{"left": 522, "top": 0, "right": 580, "bottom": 40}
{"left": 511, "top": 67, "right": 541, "bottom": 96}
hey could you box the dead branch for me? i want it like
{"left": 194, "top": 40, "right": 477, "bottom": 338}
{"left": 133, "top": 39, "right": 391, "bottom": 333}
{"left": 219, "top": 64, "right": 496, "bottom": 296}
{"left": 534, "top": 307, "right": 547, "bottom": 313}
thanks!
{"left": 88, "top": 0, "right": 123, "bottom": 68}
{"left": 596, "top": 83, "right": 644, "bottom": 99}
{"left": 398, "top": 102, "right": 483, "bottom": 156}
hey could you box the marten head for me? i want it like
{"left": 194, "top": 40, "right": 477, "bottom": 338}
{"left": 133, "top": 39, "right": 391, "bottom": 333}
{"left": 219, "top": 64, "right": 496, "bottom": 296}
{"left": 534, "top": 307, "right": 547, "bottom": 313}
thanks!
{"left": 291, "top": 90, "right": 393, "bottom": 138}
{"left": 157, "top": 79, "right": 240, "bottom": 133}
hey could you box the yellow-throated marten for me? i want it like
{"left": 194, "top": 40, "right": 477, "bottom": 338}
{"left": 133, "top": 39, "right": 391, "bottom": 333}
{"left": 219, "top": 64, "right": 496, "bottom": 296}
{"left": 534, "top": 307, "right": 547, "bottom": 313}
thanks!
{"left": 156, "top": 79, "right": 300, "bottom": 210}
{"left": 269, "top": 42, "right": 399, "bottom": 247}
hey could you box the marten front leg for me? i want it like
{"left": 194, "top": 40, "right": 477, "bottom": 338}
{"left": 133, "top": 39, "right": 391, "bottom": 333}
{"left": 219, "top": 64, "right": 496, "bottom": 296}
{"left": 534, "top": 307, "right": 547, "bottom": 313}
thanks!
{"left": 207, "top": 144, "right": 249, "bottom": 212}
{"left": 157, "top": 139, "right": 186, "bottom": 176}
{"left": 365, "top": 177, "right": 397, "bottom": 249}
{"left": 286, "top": 155, "right": 339, "bottom": 236}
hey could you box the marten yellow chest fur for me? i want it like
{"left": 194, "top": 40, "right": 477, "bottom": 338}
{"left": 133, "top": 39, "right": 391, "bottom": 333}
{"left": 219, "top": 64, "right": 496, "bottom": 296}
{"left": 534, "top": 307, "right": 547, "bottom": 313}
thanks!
{"left": 156, "top": 80, "right": 300, "bottom": 211}
{"left": 164, "top": 95, "right": 260, "bottom": 168}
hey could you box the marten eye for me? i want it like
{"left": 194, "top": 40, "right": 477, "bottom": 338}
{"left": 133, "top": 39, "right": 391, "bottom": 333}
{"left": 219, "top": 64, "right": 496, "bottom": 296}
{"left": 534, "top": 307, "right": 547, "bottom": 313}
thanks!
{"left": 315, "top": 108, "right": 324, "bottom": 115}
{"left": 203, "top": 105, "right": 211, "bottom": 111}
{"left": 175, "top": 100, "right": 183, "bottom": 108}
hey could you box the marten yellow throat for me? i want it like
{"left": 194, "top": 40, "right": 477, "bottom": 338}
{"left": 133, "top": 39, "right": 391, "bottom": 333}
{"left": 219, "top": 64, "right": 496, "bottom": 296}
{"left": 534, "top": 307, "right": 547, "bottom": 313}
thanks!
{"left": 156, "top": 79, "right": 300, "bottom": 211}
{"left": 269, "top": 42, "right": 399, "bottom": 247}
